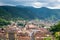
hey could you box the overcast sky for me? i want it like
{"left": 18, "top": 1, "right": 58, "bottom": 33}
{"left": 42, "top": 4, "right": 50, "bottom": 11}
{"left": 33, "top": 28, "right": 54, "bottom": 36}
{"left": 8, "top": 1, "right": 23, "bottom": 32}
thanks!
{"left": 0, "top": 0, "right": 60, "bottom": 9}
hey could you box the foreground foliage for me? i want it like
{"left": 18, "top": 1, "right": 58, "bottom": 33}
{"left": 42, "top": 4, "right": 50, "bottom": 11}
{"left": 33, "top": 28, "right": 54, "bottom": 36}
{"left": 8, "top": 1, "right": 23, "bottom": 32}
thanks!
{"left": 50, "top": 22, "right": 60, "bottom": 40}
{"left": 0, "top": 18, "right": 10, "bottom": 28}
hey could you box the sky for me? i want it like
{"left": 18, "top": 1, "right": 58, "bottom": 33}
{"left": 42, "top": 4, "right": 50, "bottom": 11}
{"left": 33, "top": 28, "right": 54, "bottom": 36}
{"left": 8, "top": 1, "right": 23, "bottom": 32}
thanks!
{"left": 0, "top": 0, "right": 60, "bottom": 9}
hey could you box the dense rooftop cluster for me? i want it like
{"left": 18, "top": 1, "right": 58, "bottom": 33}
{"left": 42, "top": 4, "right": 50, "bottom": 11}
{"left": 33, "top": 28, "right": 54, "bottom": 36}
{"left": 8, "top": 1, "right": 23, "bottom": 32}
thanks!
{"left": 0, "top": 20, "right": 54, "bottom": 40}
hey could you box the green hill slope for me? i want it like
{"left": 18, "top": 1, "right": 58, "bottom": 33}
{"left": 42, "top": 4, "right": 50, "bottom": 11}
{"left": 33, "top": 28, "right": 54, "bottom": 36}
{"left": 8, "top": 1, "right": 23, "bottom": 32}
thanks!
{"left": 0, "top": 6, "right": 36, "bottom": 20}
{"left": 0, "top": 6, "right": 60, "bottom": 21}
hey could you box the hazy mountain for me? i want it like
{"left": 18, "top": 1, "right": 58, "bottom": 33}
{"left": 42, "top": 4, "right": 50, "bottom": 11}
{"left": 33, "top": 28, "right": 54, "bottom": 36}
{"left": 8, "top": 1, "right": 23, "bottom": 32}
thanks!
{"left": 0, "top": 5, "right": 60, "bottom": 21}
{"left": 0, "top": 6, "right": 36, "bottom": 20}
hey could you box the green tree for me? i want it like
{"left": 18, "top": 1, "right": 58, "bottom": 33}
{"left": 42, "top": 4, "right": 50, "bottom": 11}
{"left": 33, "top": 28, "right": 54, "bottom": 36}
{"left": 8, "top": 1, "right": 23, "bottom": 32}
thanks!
{"left": 50, "top": 22, "right": 60, "bottom": 40}
{"left": 50, "top": 22, "right": 60, "bottom": 34}
{"left": 0, "top": 18, "right": 10, "bottom": 28}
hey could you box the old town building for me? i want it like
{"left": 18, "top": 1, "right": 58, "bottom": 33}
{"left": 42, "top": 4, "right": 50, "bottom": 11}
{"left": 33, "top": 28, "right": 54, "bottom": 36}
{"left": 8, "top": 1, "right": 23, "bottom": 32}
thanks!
{"left": 0, "top": 22, "right": 53, "bottom": 40}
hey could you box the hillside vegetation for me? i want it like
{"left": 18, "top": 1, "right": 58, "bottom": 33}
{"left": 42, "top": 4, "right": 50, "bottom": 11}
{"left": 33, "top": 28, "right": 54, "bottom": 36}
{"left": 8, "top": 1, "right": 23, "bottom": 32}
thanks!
{"left": 0, "top": 6, "right": 60, "bottom": 21}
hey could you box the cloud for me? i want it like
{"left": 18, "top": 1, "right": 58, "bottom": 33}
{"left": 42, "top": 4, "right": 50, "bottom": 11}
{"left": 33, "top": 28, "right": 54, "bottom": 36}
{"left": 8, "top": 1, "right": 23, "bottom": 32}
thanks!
{"left": 14, "top": 0, "right": 37, "bottom": 2}
{"left": 47, "top": 4, "right": 60, "bottom": 9}
{"left": 0, "top": 2, "right": 4, "bottom": 6}
{"left": 57, "top": 0, "right": 60, "bottom": 2}
{"left": 0, "top": 0, "right": 60, "bottom": 9}
{"left": 32, "top": 2, "right": 43, "bottom": 8}
{"left": 0, "top": 2, "right": 16, "bottom": 6}
{"left": 31, "top": 2, "right": 48, "bottom": 8}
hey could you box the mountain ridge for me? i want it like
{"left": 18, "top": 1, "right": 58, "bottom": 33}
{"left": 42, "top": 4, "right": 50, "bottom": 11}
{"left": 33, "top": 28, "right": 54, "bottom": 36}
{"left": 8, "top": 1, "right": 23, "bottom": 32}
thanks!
{"left": 0, "top": 5, "right": 60, "bottom": 21}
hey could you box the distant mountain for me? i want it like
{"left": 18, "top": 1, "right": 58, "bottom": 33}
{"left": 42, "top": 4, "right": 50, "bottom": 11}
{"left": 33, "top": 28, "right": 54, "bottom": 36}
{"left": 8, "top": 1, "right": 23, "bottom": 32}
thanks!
{"left": 0, "top": 6, "right": 36, "bottom": 20}
{"left": 26, "top": 7, "right": 60, "bottom": 21}
{"left": 0, "top": 5, "right": 60, "bottom": 21}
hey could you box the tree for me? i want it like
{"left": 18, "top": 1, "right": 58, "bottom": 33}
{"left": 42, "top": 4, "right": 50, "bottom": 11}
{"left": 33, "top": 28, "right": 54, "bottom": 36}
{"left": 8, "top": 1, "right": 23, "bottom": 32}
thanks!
{"left": 50, "top": 22, "right": 60, "bottom": 40}
{"left": 0, "top": 18, "right": 11, "bottom": 28}
{"left": 50, "top": 22, "right": 60, "bottom": 34}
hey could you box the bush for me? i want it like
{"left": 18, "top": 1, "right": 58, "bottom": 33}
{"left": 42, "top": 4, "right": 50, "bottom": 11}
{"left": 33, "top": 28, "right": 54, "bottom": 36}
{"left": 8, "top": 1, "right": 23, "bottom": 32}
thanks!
{"left": 44, "top": 37, "right": 51, "bottom": 40}
{"left": 0, "top": 18, "right": 11, "bottom": 27}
